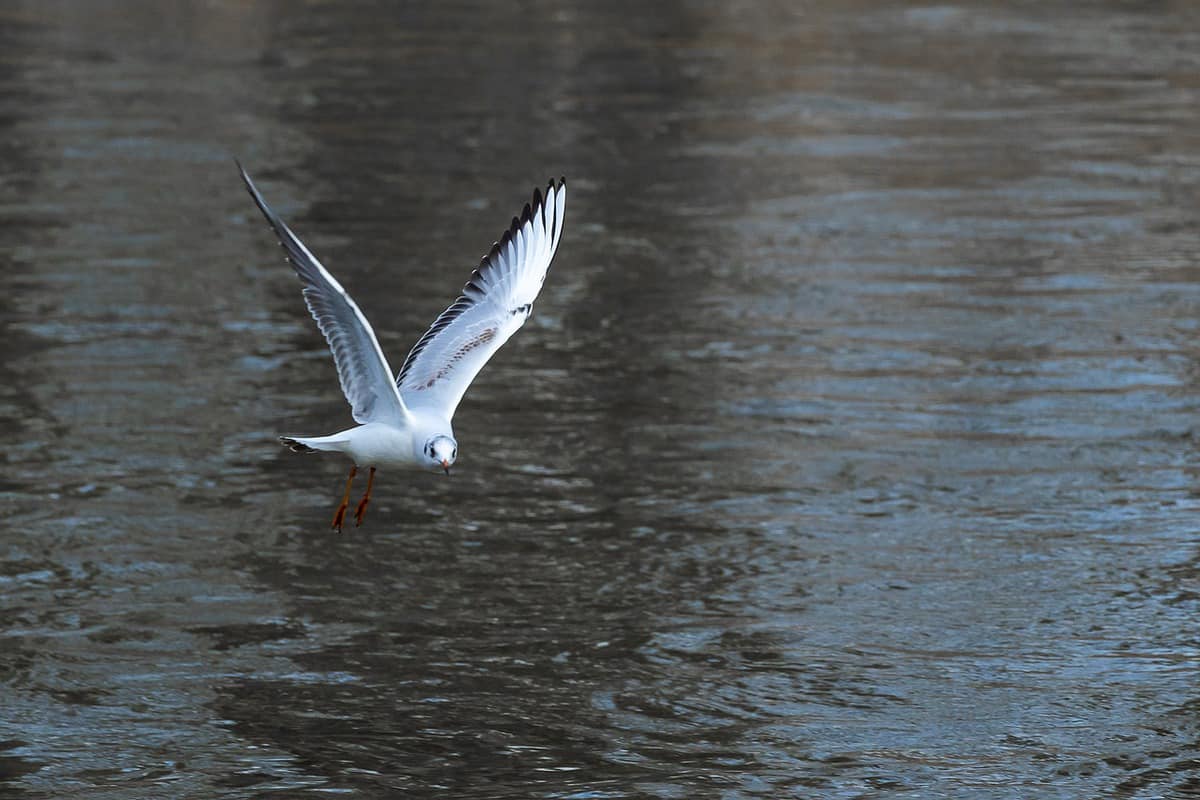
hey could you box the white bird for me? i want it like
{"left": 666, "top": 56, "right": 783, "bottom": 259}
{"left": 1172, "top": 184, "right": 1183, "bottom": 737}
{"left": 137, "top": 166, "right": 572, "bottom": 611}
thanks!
{"left": 238, "top": 163, "right": 566, "bottom": 531}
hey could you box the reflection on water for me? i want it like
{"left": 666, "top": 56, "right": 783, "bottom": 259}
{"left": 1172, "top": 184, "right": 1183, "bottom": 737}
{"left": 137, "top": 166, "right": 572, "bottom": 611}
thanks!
{"left": 3, "top": 1, "right": 1200, "bottom": 797}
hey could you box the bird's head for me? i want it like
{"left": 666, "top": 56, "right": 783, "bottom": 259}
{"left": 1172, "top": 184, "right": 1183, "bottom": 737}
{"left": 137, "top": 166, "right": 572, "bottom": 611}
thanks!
{"left": 424, "top": 435, "right": 457, "bottom": 475}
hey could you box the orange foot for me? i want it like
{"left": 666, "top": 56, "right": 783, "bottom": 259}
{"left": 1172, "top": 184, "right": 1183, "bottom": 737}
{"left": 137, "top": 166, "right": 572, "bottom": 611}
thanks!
{"left": 331, "top": 501, "right": 349, "bottom": 532}
{"left": 331, "top": 466, "right": 357, "bottom": 533}
{"left": 354, "top": 467, "right": 376, "bottom": 527}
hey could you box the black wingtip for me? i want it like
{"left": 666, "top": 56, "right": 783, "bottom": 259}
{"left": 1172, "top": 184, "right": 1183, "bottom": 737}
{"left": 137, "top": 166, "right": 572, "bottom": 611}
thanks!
{"left": 236, "top": 159, "right": 261, "bottom": 200}
{"left": 235, "top": 158, "right": 254, "bottom": 187}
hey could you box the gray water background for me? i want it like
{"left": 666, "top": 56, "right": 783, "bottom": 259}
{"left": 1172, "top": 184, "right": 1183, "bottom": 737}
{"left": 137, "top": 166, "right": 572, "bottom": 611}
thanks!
{"left": 2, "top": 1, "right": 1200, "bottom": 797}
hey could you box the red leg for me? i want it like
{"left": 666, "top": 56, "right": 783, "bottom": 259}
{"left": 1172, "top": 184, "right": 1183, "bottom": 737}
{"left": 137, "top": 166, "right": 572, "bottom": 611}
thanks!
{"left": 354, "top": 466, "right": 376, "bottom": 527}
{"left": 331, "top": 466, "right": 357, "bottom": 532}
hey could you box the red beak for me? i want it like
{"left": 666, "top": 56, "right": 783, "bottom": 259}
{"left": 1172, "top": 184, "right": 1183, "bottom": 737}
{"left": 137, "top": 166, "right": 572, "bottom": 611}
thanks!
{"left": 441, "top": 459, "right": 451, "bottom": 475}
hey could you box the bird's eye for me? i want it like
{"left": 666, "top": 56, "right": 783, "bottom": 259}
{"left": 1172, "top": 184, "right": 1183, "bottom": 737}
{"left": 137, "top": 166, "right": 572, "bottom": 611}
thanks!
{"left": 452, "top": 448, "right": 457, "bottom": 458}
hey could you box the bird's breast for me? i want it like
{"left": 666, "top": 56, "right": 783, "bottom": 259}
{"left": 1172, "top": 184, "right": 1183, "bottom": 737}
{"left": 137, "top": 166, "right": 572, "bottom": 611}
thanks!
{"left": 342, "top": 423, "right": 419, "bottom": 469}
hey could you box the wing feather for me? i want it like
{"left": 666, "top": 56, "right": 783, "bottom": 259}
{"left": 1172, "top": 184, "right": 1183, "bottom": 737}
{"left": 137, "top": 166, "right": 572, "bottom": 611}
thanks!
{"left": 238, "top": 163, "right": 411, "bottom": 426}
{"left": 396, "top": 178, "right": 566, "bottom": 420}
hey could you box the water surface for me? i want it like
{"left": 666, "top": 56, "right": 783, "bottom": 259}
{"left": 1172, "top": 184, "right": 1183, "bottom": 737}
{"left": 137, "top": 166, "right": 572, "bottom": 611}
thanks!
{"left": 3, "top": 1, "right": 1200, "bottom": 797}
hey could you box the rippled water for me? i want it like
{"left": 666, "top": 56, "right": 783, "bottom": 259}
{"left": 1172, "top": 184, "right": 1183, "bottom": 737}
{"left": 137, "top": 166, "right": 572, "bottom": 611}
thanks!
{"left": 3, "top": 1, "right": 1200, "bottom": 797}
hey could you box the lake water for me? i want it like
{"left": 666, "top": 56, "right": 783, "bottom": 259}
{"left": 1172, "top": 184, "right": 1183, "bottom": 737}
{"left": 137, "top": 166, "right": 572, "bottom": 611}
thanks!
{"left": 2, "top": 1, "right": 1200, "bottom": 797}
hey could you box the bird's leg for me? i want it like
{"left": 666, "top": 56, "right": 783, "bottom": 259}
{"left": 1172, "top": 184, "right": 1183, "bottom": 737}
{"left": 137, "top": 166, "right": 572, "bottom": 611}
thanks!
{"left": 354, "top": 466, "right": 376, "bottom": 527}
{"left": 331, "top": 465, "right": 357, "bottom": 532}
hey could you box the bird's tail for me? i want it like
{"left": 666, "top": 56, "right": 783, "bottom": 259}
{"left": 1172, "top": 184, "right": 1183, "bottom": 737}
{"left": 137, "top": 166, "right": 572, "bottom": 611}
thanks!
{"left": 279, "top": 435, "right": 345, "bottom": 454}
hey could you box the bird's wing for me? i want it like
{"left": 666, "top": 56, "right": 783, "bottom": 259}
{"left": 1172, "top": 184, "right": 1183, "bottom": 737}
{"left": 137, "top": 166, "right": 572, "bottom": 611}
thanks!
{"left": 396, "top": 178, "right": 566, "bottom": 420}
{"left": 239, "top": 163, "right": 412, "bottom": 426}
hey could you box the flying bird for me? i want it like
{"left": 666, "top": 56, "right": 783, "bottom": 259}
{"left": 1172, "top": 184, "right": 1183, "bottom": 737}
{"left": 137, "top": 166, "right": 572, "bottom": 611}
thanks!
{"left": 239, "top": 163, "right": 566, "bottom": 531}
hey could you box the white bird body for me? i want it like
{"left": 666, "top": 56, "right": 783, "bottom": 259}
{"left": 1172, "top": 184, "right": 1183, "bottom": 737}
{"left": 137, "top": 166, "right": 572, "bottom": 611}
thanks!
{"left": 239, "top": 163, "right": 566, "bottom": 528}
{"left": 283, "top": 417, "right": 450, "bottom": 471}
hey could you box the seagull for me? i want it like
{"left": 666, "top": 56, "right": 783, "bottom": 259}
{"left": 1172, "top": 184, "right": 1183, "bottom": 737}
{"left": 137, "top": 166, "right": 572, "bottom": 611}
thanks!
{"left": 238, "top": 163, "right": 566, "bottom": 531}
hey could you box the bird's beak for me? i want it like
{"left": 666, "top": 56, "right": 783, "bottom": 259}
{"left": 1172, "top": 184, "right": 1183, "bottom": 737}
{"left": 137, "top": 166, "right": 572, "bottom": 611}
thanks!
{"left": 441, "top": 459, "right": 450, "bottom": 475}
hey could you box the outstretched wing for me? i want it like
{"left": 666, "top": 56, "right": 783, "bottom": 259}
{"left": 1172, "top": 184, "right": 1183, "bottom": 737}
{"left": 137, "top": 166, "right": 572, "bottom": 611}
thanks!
{"left": 238, "top": 163, "right": 412, "bottom": 426}
{"left": 396, "top": 178, "right": 566, "bottom": 420}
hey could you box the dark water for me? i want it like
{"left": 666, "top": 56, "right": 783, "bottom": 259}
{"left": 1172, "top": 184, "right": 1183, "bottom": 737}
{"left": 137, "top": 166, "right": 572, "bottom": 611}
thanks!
{"left": 3, "top": 1, "right": 1200, "bottom": 797}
